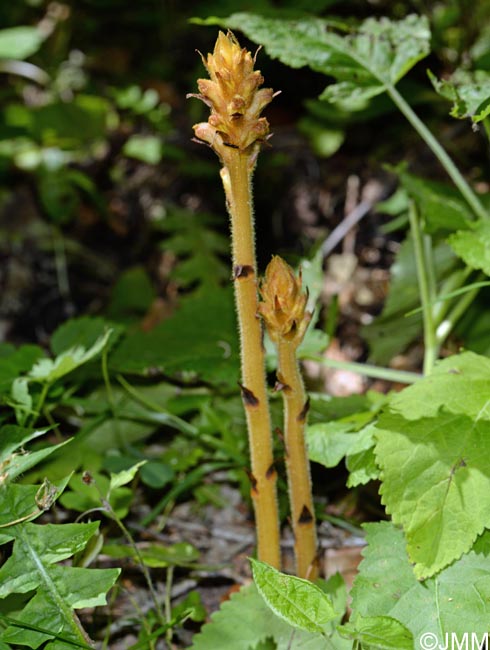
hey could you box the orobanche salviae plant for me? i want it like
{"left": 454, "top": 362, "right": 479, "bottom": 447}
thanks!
{"left": 188, "top": 32, "right": 317, "bottom": 578}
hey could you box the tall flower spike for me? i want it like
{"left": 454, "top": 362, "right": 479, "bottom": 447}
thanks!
{"left": 188, "top": 32, "right": 282, "bottom": 569}
{"left": 188, "top": 31, "right": 276, "bottom": 159}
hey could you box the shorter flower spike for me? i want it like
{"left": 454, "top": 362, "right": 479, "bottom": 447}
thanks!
{"left": 259, "top": 256, "right": 311, "bottom": 347}
{"left": 188, "top": 31, "right": 276, "bottom": 158}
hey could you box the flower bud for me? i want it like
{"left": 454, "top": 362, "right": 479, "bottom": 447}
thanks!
{"left": 259, "top": 256, "right": 311, "bottom": 346}
{"left": 187, "top": 31, "right": 276, "bottom": 157}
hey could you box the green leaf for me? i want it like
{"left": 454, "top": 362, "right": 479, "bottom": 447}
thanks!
{"left": 346, "top": 422, "right": 379, "bottom": 487}
{"left": 339, "top": 615, "right": 413, "bottom": 649}
{"left": 106, "top": 266, "right": 155, "bottom": 324}
{"left": 0, "top": 26, "right": 44, "bottom": 60}
{"left": 0, "top": 425, "right": 71, "bottom": 483}
{"left": 123, "top": 134, "right": 162, "bottom": 164}
{"left": 251, "top": 559, "right": 336, "bottom": 634}
{"left": 0, "top": 512, "right": 119, "bottom": 648}
{"left": 375, "top": 351, "right": 490, "bottom": 578}
{"left": 0, "top": 344, "right": 44, "bottom": 395}
{"left": 51, "top": 316, "right": 122, "bottom": 356}
{"left": 215, "top": 13, "right": 430, "bottom": 106}
{"left": 156, "top": 209, "right": 229, "bottom": 290}
{"left": 111, "top": 287, "right": 239, "bottom": 386}
{"left": 190, "top": 583, "right": 329, "bottom": 650}
{"left": 103, "top": 541, "right": 200, "bottom": 568}
{"left": 448, "top": 219, "right": 490, "bottom": 275}
{"left": 350, "top": 521, "right": 490, "bottom": 640}
{"left": 429, "top": 69, "right": 490, "bottom": 123}
{"left": 307, "top": 421, "right": 358, "bottom": 468}
{"left": 28, "top": 329, "right": 112, "bottom": 384}
{"left": 398, "top": 169, "right": 472, "bottom": 233}
{"left": 109, "top": 460, "right": 146, "bottom": 492}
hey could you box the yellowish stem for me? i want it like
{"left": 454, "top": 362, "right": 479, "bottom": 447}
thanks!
{"left": 278, "top": 339, "right": 318, "bottom": 580}
{"left": 222, "top": 150, "right": 281, "bottom": 569}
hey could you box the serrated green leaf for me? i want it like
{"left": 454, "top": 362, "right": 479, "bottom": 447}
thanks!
{"left": 216, "top": 13, "right": 430, "bottom": 107}
{"left": 376, "top": 409, "right": 490, "bottom": 578}
{"left": 339, "top": 615, "right": 413, "bottom": 649}
{"left": 306, "top": 421, "right": 357, "bottom": 468}
{"left": 374, "top": 352, "right": 490, "bottom": 577}
{"left": 448, "top": 219, "right": 490, "bottom": 275}
{"left": 346, "top": 422, "right": 379, "bottom": 487}
{"left": 251, "top": 560, "right": 336, "bottom": 634}
{"left": 350, "top": 522, "right": 490, "bottom": 639}
{"left": 0, "top": 517, "right": 119, "bottom": 648}
{"left": 429, "top": 69, "right": 490, "bottom": 123}
{"left": 190, "top": 583, "right": 329, "bottom": 650}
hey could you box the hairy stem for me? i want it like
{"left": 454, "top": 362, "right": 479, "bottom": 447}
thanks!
{"left": 222, "top": 150, "right": 281, "bottom": 569}
{"left": 277, "top": 340, "right": 317, "bottom": 579}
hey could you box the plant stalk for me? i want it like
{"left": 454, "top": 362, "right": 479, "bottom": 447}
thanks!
{"left": 409, "top": 202, "right": 437, "bottom": 375}
{"left": 277, "top": 339, "right": 318, "bottom": 579}
{"left": 387, "top": 84, "right": 487, "bottom": 221}
{"left": 221, "top": 151, "right": 281, "bottom": 569}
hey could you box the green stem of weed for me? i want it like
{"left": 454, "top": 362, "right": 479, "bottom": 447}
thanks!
{"left": 435, "top": 274, "right": 483, "bottom": 345}
{"left": 301, "top": 355, "right": 421, "bottom": 384}
{"left": 387, "top": 84, "right": 487, "bottom": 221}
{"left": 101, "top": 497, "right": 166, "bottom": 626}
{"left": 28, "top": 381, "right": 51, "bottom": 428}
{"left": 165, "top": 566, "right": 174, "bottom": 646}
{"left": 408, "top": 202, "right": 437, "bottom": 375}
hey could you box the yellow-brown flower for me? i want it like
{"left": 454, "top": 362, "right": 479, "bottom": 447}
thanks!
{"left": 259, "top": 256, "right": 311, "bottom": 347}
{"left": 188, "top": 31, "right": 275, "bottom": 156}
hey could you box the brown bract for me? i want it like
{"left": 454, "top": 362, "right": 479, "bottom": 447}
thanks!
{"left": 187, "top": 31, "right": 276, "bottom": 156}
{"left": 259, "top": 256, "right": 311, "bottom": 347}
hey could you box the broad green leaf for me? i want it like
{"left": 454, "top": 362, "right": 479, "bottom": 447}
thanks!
{"left": 346, "top": 422, "right": 379, "bottom": 487}
{"left": 251, "top": 559, "right": 336, "bottom": 634}
{"left": 339, "top": 615, "right": 413, "bottom": 649}
{"left": 429, "top": 69, "right": 490, "bottom": 123}
{"left": 28, "top": 329, "right": 112, "bottom": 384}
{"left": 110, "top": 287, "right": 239, "bottom": 386}
{"left": 448, "top": 219, "right": 490, "bottom": 275}
{"left": 0, "top": 26, "right": 44, "bottom": 59}
{"left": 106, "top": 266, "right": 155, "bottom": 324}
{"left": 212, "top": 13, "right": 430, "bottom": 105}
{"left": 0, "top": 516, "right": 119, "bottom": 648}
{"left": 350, "top": 522, "right": 490, "bottom": 639}
{"left": 0, "top": 344, "right": 44, "bottom": 394}
{"left": 307, "top": 421, "right": 358, "bottom": 468}
{"left": 386, "top": 351, "right": 490, "bottom": 420}
{"left": 190, "top": 582, "right": 329, "bottom": 650}
{"left": 51, "top": 316, "right": 122, "bottom": 356}
{"left": 376, "top": 409, "right": 490, "bottom": 578}
{"left": 375, "top": 352, "right": 490, "bottom": 577}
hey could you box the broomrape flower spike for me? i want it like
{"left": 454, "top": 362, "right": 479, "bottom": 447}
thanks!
{"left": 188, "top": 32, "right": 281, "bottom": 569}
{"left": 259, "top": 256, "right": 318, "bottom": 580}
